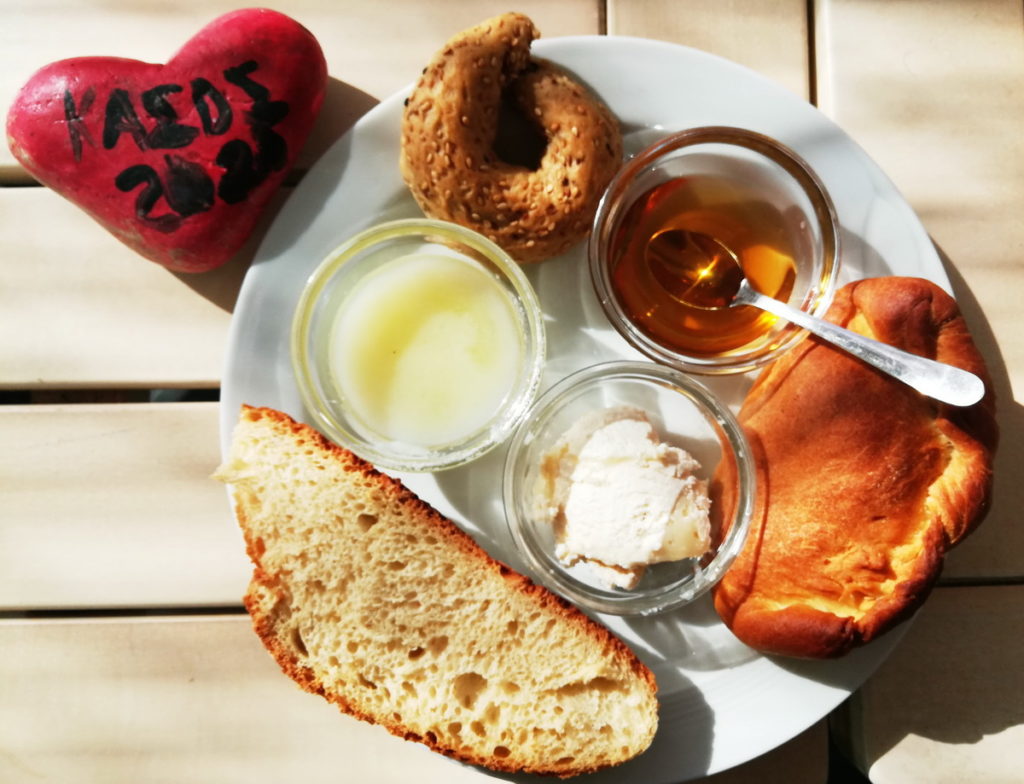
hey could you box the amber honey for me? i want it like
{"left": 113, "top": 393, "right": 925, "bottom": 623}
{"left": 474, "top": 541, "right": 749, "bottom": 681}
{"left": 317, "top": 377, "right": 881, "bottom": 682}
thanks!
{"left": 609, "top": 174, "right": 798, "bottom": 356}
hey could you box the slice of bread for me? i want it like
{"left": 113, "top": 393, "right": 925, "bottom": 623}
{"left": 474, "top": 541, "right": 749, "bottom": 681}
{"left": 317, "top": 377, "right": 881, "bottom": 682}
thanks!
{"left": 215, "top": 405, "right": 658, "bottom": 776}
{"left": 712, "top": 277, "right": 998, "bottom": 658}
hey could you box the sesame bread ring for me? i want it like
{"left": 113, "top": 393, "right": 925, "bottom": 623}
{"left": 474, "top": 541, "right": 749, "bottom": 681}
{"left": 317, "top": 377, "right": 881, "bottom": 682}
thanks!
{"left": 400, "top": 13, "right": 623, "bottom": 263}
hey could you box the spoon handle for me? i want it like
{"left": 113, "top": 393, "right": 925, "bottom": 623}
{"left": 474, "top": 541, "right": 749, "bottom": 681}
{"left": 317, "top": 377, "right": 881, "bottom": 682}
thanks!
{"left": 742, "top": 287, "right": 986, "bottom": 407}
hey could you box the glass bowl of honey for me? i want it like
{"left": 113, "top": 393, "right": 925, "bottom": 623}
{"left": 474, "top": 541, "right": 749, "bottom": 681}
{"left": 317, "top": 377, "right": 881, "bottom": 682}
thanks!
{"left": 292, "top": 219, "right": 546, "bottom": 472}
{"left": 589, "top": 126, "right": 841, "bottom": 374}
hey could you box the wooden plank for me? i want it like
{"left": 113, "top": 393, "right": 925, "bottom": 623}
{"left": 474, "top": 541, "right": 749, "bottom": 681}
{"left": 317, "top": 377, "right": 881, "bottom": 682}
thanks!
{"left": 607, "top": 0, "right": 811, "bottom": 100}
{"left": 814, "top": 0, "right": 1024, "bottom": 581}
{"left": 0, "top": 186, "right": 257, "bottom": 388}
{"left": 0, "top": 616, "right": 490, "bottom": 783}
{"left": 0, "top": 615, "right": 828, "bottom": 783}
{"left": 0, "top": 402, "right": 251, "bottom": 609}
{"left": 0, "top": 0, "right": 602, "bottom": 181}
{"left": 832, "top": 585, "right": 1024, "bottom": 783}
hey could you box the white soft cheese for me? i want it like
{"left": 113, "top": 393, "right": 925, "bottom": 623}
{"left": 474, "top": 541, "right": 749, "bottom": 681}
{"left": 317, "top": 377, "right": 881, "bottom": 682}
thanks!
{"left": 540, "top": 407, "right": 711, "bottom": 590}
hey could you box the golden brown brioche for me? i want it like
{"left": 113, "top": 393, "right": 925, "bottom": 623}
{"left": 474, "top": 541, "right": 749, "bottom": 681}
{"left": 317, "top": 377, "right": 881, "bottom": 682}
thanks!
{"left": 712, "top": 277, "right": 997, "bottom": 658}
{"left": 399, "top": 13, "right": 623, "bottom": 263}
{"left": 215, "top": 406, "right": 658, "bottom": 776}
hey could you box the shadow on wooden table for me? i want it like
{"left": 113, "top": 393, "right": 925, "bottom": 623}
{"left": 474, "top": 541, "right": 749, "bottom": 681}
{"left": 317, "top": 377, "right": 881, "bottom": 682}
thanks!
{"left": 934, "top": 241, "right": 1024, "bottom": 582}
{"left": 831, "top": 583, "right": 1024, "bottom": 778}
{"left": 169, "top": 77, "right": 380, "bottom": 313}
{"left": 938, "top": 241, "right": 1012, "bottom": 404}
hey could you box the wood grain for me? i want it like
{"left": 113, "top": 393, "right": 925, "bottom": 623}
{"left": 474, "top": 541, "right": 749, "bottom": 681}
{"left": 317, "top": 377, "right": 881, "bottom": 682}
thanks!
{"left": 607, "top": 0, "right": 811, "bottom": 99}
{"left": 0, "top": 187, "right": 254, "bottom": 388}
{"left": 0, "top": 402, "right": 250, "bottom": 609}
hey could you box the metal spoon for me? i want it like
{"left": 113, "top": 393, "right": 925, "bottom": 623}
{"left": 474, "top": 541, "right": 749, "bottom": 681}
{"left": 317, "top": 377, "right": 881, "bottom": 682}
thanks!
{"left": 645, "top": 228, "right": 985, "bottom": 407}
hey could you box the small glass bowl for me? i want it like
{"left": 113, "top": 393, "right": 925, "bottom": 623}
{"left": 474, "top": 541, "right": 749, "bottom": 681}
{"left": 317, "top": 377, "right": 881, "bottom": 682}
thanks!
{"left": 292, "top": 219, "right": 546, "bottom": 472}
{"left": 503, "top": 361, "right": 755, "bottom": 616}
{"left": 589, "top": 126, "right": 841, "bottom": 375}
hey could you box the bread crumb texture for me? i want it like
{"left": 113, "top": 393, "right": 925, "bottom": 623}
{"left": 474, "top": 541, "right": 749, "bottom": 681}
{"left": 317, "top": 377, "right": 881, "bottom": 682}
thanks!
{"left": 215, "top": 406, "right": 658, "bottom": 776}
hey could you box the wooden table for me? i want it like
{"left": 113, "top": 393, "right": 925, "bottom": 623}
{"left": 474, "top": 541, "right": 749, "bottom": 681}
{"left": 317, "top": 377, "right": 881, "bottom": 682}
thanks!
{"left": 2, "top": 2, "right": 1021, "bottom": 782}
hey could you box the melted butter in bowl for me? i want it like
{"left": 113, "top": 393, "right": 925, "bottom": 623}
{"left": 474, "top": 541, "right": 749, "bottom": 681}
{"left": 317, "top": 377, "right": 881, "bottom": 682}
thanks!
{"left": 330, "top": 252, "right": 523, "bottom": 446}
{"left": 293, "top": 219, "right": 545, "bottom": 472}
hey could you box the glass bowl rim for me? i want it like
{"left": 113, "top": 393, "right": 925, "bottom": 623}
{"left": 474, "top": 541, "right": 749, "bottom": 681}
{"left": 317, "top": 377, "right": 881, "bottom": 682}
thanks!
{"left": 588, "top": 124, "right": 842, "bottom": 375}
{"left": 291, "top": 217, "right": 547, "bottom": 472}
{"left": 502, "top": 359, "right": 757, "bottom": 616}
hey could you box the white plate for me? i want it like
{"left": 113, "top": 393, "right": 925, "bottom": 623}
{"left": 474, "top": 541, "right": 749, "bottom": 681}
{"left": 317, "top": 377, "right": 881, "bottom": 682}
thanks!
{"left": 221, "top": 36, "right": 947, "bottom": 781}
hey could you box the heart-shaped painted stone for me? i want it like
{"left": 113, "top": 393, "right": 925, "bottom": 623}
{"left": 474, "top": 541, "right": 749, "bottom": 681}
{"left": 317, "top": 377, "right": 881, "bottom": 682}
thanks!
{"left": 6, "top": 8, "right": 327, "bottom": 272}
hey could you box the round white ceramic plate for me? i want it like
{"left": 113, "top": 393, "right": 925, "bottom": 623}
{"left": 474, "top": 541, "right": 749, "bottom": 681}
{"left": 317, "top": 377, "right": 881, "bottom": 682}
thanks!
{"left": 221, "top": 36, "right": 947, "bottom": 781}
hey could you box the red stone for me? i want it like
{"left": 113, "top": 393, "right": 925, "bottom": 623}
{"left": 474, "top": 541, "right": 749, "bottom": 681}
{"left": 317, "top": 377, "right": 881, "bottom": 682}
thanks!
{"left": 6, "top": 8, "right": 327, "bottom": 273}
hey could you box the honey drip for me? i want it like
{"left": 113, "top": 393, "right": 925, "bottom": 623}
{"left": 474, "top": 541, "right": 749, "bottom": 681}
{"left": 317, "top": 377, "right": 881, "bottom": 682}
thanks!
{"left": 610, "top": 175, "right": 798, "bottom": 356}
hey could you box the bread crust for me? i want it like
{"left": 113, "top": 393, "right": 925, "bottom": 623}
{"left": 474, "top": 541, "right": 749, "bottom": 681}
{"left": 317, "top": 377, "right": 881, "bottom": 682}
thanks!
{"left": 225, "top": 405, "right": 657, "bottom": 776}
{"left": 712, "top": 277, "right": 997, "bottom": 658}
{"left": 399, "top": 13, "right": 623, "bottom": 263}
